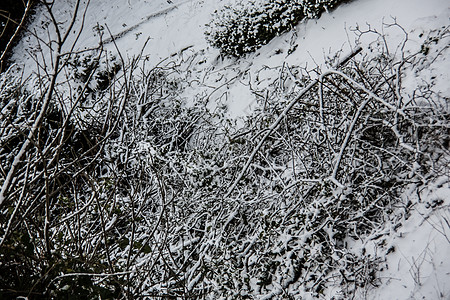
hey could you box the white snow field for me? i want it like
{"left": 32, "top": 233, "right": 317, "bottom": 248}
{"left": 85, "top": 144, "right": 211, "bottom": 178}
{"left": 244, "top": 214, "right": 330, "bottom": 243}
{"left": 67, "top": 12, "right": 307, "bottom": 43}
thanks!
{"left": 11, "top": 0, "right": 449, "bottom": 118}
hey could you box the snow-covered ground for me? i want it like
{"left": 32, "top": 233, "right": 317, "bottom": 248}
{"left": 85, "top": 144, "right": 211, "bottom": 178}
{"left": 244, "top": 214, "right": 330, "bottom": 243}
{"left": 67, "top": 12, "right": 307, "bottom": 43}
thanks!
{"left": 9, "top": 0, "right": 450, "bottom": 298}
{"left": 12, "top": 0, "right": 449, "bottom": 118}
{"left": 371, "top": 178, "right": 450, "bottom": 299}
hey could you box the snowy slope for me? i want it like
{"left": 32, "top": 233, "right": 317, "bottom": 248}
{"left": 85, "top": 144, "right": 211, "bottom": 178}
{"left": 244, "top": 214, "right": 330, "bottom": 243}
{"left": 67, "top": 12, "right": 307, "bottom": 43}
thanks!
{"left": 371, "top": 178, "right": 450, "bottom": 300}
{"left": 8, "top": 0, "right": 450, "bottom": 298}
{"left": 12, "top": 0, "right": 449, "bottom": 117}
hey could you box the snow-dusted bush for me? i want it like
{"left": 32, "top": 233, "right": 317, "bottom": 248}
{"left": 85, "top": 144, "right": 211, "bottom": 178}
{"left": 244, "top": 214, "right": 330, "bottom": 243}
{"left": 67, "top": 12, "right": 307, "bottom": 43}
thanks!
{"left": 0, "top": 65, "right": 109, "bottom": 298}
{"left": 205, "top": 0, "right": 343, "bottom": 57}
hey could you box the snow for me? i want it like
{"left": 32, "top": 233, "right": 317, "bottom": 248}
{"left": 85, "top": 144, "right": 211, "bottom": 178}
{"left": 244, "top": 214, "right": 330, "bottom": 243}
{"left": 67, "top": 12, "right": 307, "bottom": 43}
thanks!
{"left": 370, "top": 179, "right": 450, "bottom": 300}
{"left": 231, "top": 0, "right": 450, "bottom": 118}
{"left": 7, "top": 0, "right": 450, "bottom": 298}
{"left": 11, "top": 0, "right": 449, "bottom": 119}
{"left": 13, "top": 0, "right": 216, "bottom": 74}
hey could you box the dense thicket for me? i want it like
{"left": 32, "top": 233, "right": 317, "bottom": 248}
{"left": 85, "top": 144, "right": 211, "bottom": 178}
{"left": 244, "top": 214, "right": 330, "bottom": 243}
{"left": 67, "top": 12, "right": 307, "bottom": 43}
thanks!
{"left": 0, "top": 1, "right": 448, "bottom": 298}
